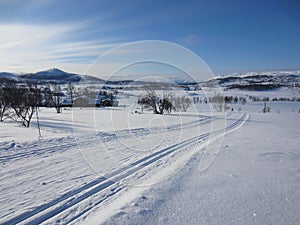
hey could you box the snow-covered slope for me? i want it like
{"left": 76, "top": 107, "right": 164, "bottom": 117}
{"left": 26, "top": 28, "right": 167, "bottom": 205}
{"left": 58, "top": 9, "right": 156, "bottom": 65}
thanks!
{"left": 206, "top": 71, "right": 300, "bottom": 90}
{"left": 21, "top": 68, "right": 80, "bottom": 82}
{"left": 0, "top": 68, "right": 105, "bottom": 84}
{"left": 20, "top": 68, "right": 82, "bottom": 83}
{"left": 0, "top": 73, "right": 299, "bottom": 225}
{"left": 100, "top": 110, "right": 299, "bottom": 225}
{"left": 0, "top": 72, "right": 17, "bottom": 79}
{"left": 0, "top": 106, "right": 245, "bottom": 224}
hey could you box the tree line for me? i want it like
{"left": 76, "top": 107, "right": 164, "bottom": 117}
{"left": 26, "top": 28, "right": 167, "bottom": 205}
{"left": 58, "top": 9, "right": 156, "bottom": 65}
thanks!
{"left": 0, "top": 81, "right": 119, "bottom": 127}
{"left": 0, "top": 81, "right": 75, "bottom": 127}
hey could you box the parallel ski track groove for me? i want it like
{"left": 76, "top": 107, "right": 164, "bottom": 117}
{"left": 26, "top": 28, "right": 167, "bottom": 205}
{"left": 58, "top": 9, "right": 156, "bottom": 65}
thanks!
{"left": 0, "top": 115, "right": 215, "bottom": 162}
{"left": 2, "top": 113, "right": 246, "bottom": 225}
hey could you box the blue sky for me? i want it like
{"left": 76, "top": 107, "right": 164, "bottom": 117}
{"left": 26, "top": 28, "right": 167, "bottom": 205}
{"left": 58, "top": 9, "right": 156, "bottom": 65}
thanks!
{"left": 0, "top": 0, "right": 299, "bottom": 76}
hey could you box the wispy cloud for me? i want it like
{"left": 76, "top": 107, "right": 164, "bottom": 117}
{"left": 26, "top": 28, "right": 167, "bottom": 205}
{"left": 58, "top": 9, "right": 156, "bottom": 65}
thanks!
{"left": 178, "top": 34, "right": 201, "bottom": 48}
{"left": 0, "top": 23, "right": 77, "bottom": 49}
{"left": 0, "top": 22, "right": 121, "bottom": 73}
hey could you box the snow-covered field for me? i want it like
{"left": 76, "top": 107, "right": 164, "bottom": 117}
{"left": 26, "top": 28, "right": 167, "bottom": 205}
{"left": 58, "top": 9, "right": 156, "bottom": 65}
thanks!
{"left": 100, "top": 109, "right": 300, "bottom": 225}
{"left": 0, "top": 89, "right": 299, "bottom": 225}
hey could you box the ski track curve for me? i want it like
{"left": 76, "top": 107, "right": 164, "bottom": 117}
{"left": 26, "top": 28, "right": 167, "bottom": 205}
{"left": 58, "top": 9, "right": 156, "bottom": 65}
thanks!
{"left": 0, "top": 113, "right": 222, "bottom": 162}
{"left": 1, "top": 113, "right": 247, "bottom": 225}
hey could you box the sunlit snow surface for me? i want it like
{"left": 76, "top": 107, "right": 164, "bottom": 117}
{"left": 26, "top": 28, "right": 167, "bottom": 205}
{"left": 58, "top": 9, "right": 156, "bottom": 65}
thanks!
{"left": 0, "top": 88, "right": 299, "bottom": 225}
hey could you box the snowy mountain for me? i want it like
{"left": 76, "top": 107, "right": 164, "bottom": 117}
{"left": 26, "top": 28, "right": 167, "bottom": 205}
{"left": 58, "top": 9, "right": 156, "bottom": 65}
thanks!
{"left": 0, "top": 68, "right": 191, "bottom": 86}
{"left": 205, "top": 71, "right": 300, "bottom": 90}
{"left": 0, "top": 72, "right": 18, "bottom": 79}
{"left": 19, "top": 68, "right": 82, "bottom": 83}
{"left": 1, "top": 69, "right": 300, "bottom": 88}
{"left": 0, "top": 68, "right": 105, "bottom": 84}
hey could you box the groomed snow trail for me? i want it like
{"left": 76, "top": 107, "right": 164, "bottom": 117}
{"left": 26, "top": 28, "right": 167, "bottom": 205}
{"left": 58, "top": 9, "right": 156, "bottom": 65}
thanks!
{"left": 101, "top": 112, "right": 300, "bottom": 225}
{"left": 0, "top": 112, "right": 246, "bottom": 225}
{"left": 0, "top": 114, "right": 215, "bottom": 162}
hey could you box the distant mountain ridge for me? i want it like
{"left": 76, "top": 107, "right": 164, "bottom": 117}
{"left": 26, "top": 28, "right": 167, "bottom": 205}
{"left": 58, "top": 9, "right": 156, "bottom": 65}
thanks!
{"left": 20, "top": 68, "right": 80, "bottom": 82}
{"left": 1, "top": 69, "right": 300, "bottom": 89}
{"left": 205, "top": 71, "right": 300, "bottom": 90}
{"left": 0, "top": 72, "right": 17, "bottom": 79}
{"left": 0, "top": 68, "right": 105, "bottom": 84}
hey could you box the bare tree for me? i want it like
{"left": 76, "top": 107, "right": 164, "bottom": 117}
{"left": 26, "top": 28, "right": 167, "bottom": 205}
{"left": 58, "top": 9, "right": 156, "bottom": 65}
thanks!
{"left": 43, "top": 84, "right": 63, "bottom": 113}
{"left": 138, "top": 90, "right": 159, "bottom": 113}
{"left": 172, "top": 95, "right": 191, "bottom": 112}
{"left": 180, "top": 96, "right": 192, "bottom": 112}
{"left": 0, "top": 82, "right": 14, "bottom": 122}
{"left": 67, "top": 82, "right": 75, "bottom": 106}
{"left": 137, "top": 91, "right": 175, "bottom": 114}
{"left": 163, "top": 92, "right": 174, "bottom": 114}
{"left": 10, "top": 84, "right": 42, "bottom": 127}
{"left": 262, "top": 101, "right": 271, "bottom": 113}
{"left": 209, "top": 93, "right": 225, "bottom": 112}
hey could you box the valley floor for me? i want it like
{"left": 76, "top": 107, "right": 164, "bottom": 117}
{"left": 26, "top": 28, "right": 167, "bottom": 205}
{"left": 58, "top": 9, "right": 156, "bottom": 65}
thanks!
{"left": 0, "top": 102, "right": 299, "bottom": 225}
{"left": 100, "top": 111, "right": 300, "bottom": 225}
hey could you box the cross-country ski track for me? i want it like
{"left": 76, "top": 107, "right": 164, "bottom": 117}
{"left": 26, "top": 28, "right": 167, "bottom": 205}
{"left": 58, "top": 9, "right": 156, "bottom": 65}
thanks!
{"left": 1, "top": 113, "right": 248, "bottom": 225}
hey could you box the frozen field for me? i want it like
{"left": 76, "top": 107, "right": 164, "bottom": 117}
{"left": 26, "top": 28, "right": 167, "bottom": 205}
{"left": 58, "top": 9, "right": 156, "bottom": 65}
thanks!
{"left": 101, "top": 108, "right": 300, "bottom": 225}
{"left": 0, "top": 90, "right": 299, "bottom": 225}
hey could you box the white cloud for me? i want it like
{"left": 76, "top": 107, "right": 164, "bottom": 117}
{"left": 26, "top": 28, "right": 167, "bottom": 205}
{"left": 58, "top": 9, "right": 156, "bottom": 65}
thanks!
{"left": 0, "top": 26, "right": 212, "bottom": 82}
{"left": 0, "top": 22, "right": 120, "bottom": 74}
